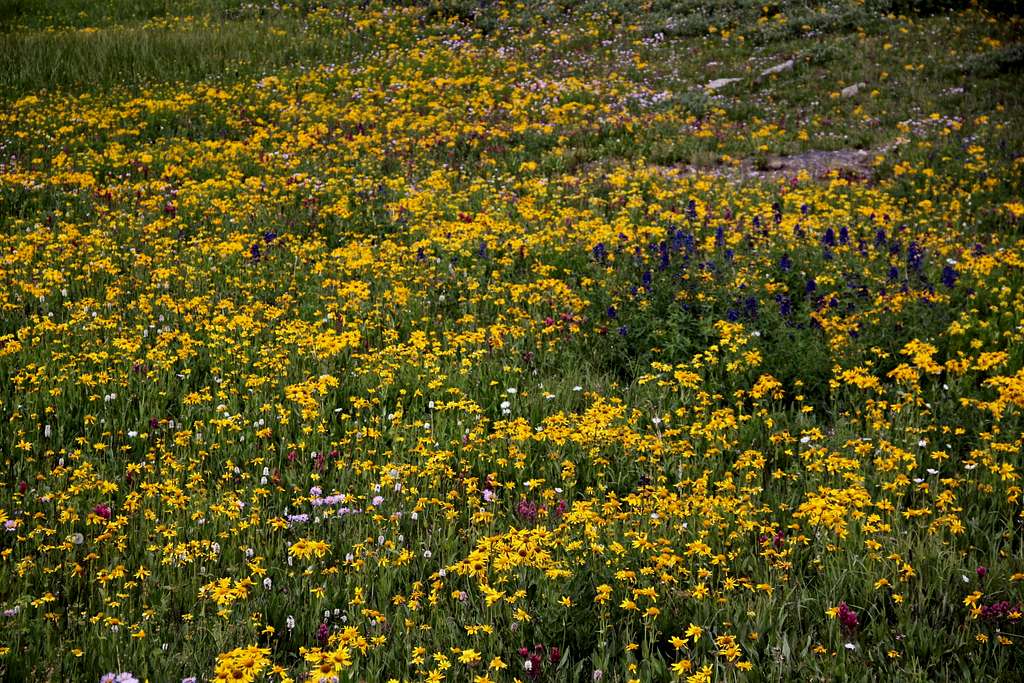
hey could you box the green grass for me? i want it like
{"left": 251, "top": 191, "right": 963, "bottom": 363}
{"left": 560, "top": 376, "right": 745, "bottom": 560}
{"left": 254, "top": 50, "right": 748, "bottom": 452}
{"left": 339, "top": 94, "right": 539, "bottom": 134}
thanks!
{"left": 0, "top": 0, "right": 269, "bottom": 30}
{"left": 0, "top": 14, "right": 352, "bottom": 95}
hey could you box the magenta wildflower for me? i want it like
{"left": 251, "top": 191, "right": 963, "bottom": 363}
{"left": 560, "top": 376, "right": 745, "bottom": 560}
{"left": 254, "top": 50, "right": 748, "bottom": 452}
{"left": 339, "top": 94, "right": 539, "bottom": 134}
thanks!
{"left": 837, "top": 601, "right": 859, "bottom": 633}
{"left": 516, "top": 499, "right": 537, "bottom": 523}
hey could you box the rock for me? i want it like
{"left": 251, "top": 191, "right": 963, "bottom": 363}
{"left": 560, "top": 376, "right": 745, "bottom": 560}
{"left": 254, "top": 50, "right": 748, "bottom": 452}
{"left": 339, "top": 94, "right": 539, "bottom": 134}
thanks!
{"left": 841, "top": 82, "right": 866, "bottom": 98}
{"left": 705, "top": 77, "right": 741, "bottom": 90}
{"left": 761, "top": 59, "right": 794, "bottom": 76}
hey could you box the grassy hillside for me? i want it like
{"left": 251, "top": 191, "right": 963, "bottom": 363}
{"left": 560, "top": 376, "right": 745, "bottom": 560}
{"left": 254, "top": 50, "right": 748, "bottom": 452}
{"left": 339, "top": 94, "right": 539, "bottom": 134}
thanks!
{"left": 1, "top": 2, "right": 1023, "bottom": 682}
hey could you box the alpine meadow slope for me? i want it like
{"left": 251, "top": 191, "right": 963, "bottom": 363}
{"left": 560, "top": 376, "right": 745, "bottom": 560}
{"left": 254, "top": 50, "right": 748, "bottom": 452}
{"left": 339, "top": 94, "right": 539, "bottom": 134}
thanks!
{"left": 1, "top": 1, "right": 1024, "bottom": 682}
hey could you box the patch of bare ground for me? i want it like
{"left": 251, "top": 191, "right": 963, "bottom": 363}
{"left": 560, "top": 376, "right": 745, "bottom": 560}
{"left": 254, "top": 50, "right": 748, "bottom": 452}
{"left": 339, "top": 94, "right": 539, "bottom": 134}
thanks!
{"left": 664, "top": 145, "right": 896, "bottom": 183}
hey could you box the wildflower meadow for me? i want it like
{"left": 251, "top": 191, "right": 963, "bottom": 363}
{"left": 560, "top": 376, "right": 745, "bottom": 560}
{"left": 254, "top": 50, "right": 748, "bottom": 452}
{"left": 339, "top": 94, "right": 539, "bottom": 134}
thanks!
{"left": 1, "top": 1, "right": 1023, "bottom": 681}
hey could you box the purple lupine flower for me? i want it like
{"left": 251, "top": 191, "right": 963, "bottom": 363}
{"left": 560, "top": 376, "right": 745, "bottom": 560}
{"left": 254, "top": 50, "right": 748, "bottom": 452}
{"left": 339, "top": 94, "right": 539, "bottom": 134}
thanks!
{"left": 744, "top": 296, "right": 758, "bottom": 318}
{"left": 941, "top": 264, "right": 958, "bottom": 288}
{"left": 776, "top": 295, "right": 792, "bottom": 317}
{"left": 908, "top": 241, "right": 924, "bottom": 271}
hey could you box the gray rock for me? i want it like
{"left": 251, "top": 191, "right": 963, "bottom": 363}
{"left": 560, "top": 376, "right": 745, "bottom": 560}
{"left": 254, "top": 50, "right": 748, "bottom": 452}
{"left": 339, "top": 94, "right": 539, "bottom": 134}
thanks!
{"left": 705, "top": 77, "right": 741, "bottom": 90}
{"left": 841, "top": 82, "right": 866, "bottom": 98}
{"left": 761, "top": 59, "right": 794, "bottom": 76}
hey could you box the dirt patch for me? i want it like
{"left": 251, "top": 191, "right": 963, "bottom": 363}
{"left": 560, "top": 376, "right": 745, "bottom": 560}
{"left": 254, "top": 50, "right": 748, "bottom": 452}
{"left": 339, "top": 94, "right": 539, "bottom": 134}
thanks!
{"left": 666, "top": 145, "right": 895, "bottom": 183}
